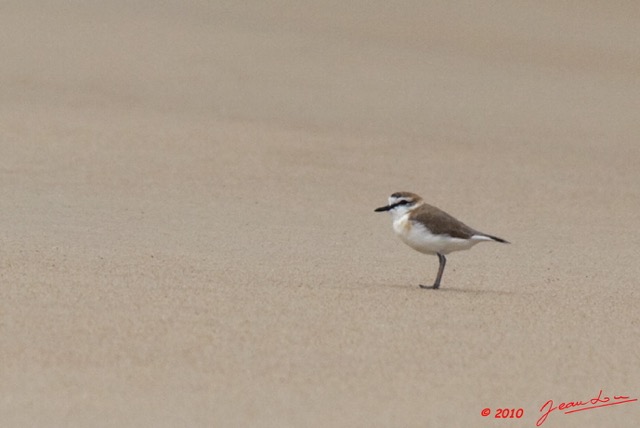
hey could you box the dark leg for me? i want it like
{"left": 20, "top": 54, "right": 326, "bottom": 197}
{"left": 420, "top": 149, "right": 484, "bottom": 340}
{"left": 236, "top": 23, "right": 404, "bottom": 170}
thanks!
{"left": 420, "top": 253, "right": 446, "bottom": 289}
{"left": 433, "top": 253, "right": 446, "bottom": 289}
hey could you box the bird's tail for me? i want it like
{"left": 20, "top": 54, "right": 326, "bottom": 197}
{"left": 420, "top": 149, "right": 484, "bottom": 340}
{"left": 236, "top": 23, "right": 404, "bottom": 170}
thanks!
{"left": 485, "top": 234, "right": 510, "bottom": 244}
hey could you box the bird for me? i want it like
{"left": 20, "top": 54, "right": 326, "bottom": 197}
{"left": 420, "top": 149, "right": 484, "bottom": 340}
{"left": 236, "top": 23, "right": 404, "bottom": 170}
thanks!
{"left": 374, "top": 191, "right": 509, "bottom": 289}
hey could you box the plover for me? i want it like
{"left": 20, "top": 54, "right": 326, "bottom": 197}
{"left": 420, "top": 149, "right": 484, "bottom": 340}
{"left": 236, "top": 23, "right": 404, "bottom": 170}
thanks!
{"left": 375, "top": 191, "right": 509, "bottom": 289}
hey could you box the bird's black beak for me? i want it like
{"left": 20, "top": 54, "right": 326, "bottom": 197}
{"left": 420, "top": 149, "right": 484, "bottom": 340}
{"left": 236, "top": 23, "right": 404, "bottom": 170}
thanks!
{"left": 374, "top": 205, "right": 391, "bottom": 212}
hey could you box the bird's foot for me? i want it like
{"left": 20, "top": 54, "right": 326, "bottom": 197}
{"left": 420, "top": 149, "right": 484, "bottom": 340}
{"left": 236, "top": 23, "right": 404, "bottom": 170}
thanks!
{"left": 419, "top": 284, "right": 440, "bottom": 290}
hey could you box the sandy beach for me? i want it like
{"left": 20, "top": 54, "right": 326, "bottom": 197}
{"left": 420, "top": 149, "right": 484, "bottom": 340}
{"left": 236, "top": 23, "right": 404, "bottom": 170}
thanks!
{"left": 1, "top": 1, "right": 639, "bottom": 426}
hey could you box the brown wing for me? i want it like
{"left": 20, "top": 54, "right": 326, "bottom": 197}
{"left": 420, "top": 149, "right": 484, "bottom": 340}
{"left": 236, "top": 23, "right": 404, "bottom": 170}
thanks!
{"left": 411, "top": 204, "right": 477, "bottom": 239}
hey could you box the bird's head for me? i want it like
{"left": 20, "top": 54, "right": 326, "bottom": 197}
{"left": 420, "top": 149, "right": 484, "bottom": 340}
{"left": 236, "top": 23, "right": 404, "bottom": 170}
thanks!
{"left": 374, "top": 192, "right": 423, "bottom": 217}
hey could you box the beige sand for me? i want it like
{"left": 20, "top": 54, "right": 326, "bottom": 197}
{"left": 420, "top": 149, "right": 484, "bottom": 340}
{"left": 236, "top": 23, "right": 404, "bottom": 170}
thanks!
{"left": 1, "top": 1, "right": 639, "bottom": 427}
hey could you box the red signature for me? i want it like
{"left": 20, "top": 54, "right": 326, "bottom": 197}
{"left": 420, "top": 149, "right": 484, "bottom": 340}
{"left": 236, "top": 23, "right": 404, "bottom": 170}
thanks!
{"left": 536, "top": 389, "right": 637, "bottom": 426}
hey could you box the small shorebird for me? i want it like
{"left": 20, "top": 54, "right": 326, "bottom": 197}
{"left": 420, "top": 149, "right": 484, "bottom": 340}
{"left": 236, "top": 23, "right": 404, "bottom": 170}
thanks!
{"left": 375, "top": 191, "right": 509, "bottom": 289}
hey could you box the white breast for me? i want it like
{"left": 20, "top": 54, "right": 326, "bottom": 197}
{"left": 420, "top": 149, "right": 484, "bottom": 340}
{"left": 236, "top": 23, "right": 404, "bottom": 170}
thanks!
{"left": 392, "top": 214, "right": 484, "bottom": 255}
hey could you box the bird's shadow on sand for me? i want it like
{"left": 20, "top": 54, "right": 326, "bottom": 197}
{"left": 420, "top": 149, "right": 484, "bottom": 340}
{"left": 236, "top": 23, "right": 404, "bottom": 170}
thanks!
{"left": 379, "top": 283, "right": 519, "bottom": 296}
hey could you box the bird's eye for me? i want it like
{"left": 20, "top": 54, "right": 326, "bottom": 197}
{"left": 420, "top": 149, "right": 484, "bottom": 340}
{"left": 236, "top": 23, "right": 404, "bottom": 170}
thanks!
{"left": 398, "top": 200, "right": 409, "bottom": 205}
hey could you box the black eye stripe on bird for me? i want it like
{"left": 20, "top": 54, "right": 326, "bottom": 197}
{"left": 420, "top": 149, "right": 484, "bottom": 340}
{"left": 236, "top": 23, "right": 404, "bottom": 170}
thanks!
{"left": 391, "top": 200, "right": 409, "bottom": 208}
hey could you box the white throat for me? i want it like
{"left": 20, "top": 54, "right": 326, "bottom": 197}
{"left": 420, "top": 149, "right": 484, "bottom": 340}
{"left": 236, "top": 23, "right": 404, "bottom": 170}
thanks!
{"left": 387, "top": 201, "right": 421, "bottom": 221}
